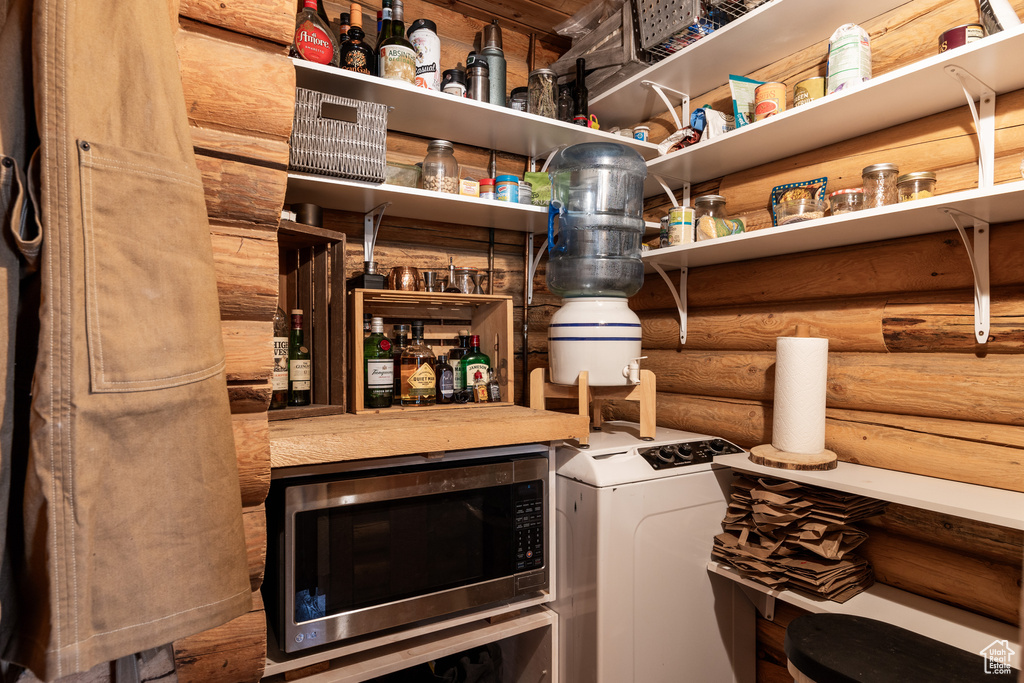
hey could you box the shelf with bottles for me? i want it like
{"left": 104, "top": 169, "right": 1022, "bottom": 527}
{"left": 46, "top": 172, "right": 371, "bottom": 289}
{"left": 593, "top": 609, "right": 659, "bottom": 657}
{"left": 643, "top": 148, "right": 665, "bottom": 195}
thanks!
{"left": 291, "top": 58, "right": 661, "bottom": 163}
{"left": 349, "top": 289, "right": 514, "bottom": 414}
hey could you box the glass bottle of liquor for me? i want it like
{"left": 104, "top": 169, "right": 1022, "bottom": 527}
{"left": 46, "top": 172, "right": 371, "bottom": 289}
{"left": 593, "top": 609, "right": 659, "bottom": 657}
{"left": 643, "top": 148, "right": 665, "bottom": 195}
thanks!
{"left": 448, "top": 329, "right": 470, "bottom": 396}
{"left": 364, "top": 316, "right": 393, "bottom": 408}
{"left": 470, "top": 367, "right": 489, "bottom": 403}
{"left": 486, "top": 367, "right": 501, "bottom": 403}
{"left": 400, "top": 321, "right": 436, "bottom": 406}
{"left": 287, "top": 309, "right": 312, "bottom": 406}
{"left": 340, "top": 3, "right": 375, "bottom": 75}
{"left": 391, "top": 323, "right": 410, "bottom": 404}
{"left": 270, "top": 306, "right": 289, "bottom": 410}
{"left": 374, "top": 0, "right": 392, "bottom": 59}
{"left": 363, "top": 312, "right": 372, "bottom": 338}
{"left": 292, "top": 0, "right": 340, "bottom": 67}
{"left": 573, "top": 58, "right": 589, "bottom": 126}
{"left": 378, "top": 0, "right": 415, "bottom": 83}
{"left": 460, "top": 335, "right": 490, "bottom": 403}
{"left": 337, "top": 12, "right": 351, "bottom": 46}
{"left": 435, "top": 354, "right": 455, "bottom": 404}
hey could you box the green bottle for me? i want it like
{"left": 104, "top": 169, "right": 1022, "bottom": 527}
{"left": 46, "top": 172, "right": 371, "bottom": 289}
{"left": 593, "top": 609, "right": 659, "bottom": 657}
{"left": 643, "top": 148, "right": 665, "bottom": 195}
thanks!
{"left": 287, "top": 309, "right": 312, "bottom": 406}
{"left": 364, "top": 316, "right": 393, "bottom": 408}
{"left": 459, "top": 334, "right": 491, "bottom": 403}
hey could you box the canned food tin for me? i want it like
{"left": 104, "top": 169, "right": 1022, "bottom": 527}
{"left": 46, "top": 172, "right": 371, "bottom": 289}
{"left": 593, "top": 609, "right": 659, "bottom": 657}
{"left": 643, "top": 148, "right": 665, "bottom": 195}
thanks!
{"left": 754, "top": 82, "right": 787, "bottom": 121}
{"left": 939, "top": 24, "right": 985, "bottom": 53}
{"left": 793, "top": 77, "right": 825, "bottom": 107}
{"left": 633, "top": 125, "right": 650, "bottom": 142}
{"left": 495, "top": 175, "right": 519, "bottom": 202}
{"left": 667, "top": 206, "right": 695, "bottom": 245}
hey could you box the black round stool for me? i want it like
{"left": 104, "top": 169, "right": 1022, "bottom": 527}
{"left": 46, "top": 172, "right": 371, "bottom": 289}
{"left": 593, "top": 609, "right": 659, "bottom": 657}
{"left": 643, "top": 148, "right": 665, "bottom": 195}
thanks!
{"left": 784, "top": 613, "right": 1018, "bottom": 682}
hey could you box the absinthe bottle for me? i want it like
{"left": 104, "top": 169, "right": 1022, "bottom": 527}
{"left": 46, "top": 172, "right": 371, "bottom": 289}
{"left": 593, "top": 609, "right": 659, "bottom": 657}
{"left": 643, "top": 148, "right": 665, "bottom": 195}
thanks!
{"left": 288, "top": 309, "right": 312, "bottom": 406}
{"left": 292, "top": 0, "right": 340, "bottom": 67}
{"left": 379, "top": 0, "right": 415, "bottom": 83}
{"left": 364, "top": 316, "right": 393, "bottom": 408}
{"left": 270, "top": 306, "right": 289, "bottom": 410}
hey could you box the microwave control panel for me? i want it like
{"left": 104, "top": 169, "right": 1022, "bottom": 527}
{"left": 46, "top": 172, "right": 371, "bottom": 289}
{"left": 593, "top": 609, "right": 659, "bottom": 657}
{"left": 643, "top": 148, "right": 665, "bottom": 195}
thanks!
{"left": 513, "top": 480, "right": 544, "bottom": 571}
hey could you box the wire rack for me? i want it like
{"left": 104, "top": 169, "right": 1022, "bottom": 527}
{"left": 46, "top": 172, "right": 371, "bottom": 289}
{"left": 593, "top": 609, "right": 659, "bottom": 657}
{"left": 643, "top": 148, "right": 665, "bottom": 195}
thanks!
{"left": 633, "top": 0, "right": 772, "bottom": 62}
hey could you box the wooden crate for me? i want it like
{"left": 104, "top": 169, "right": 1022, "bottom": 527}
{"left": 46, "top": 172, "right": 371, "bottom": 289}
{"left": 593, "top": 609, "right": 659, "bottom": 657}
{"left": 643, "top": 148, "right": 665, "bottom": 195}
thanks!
{"left": 349, "top": 289, "right": 515, "bottom": 413}
{"left": 273, "top": 220, "right": 346, "bottom": 419}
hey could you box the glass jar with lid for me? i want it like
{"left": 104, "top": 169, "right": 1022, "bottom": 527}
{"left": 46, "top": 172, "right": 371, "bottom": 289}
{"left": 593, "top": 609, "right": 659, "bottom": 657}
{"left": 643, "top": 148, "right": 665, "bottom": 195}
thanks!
{"left": 528, "top": 68, "right": 557, "bottom": 119}
{"left": 862, "top": 163, "right": 899, "bottom": 208}
{"left": 422, "top": 140, "right": 459, "bottom": 194}
{"left": 828, "top": 188, "right": 865, "bottom": 215}
{"left": 897, "top": 172, "right": 937, "bottom": 202}
{"left": 694, "top": 195, "right": 727, "bottom": 220}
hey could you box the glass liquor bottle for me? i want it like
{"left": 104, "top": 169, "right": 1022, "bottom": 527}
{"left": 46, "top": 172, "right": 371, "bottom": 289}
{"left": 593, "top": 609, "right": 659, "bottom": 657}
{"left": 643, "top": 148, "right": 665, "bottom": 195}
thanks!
{"left": 373, "top": 0, "right": 392, "bottom": 61}
{"left": 292, "top": 0, "right": 340, "bottom": 67}
{"left": 435, "top": 354, "right": 455, "bottom": 404}
{"left": 337, "top": 12, "right": 351, "bottom": 46}
{"left": 340, "top": 3, "right": 375, "bottom": 75}
{"left": 573, "top": 58, "right": 589, "bottom": 126}
{"left": 270, "top": 306, "right": 289, "bottom": 410}
{"left": 400, "top": 321, "right": 436, "bottom": 406}
{"left": 448, "top": 329, "right": 470, "bottom": 396}
{"left": 364, "top": 316, "right": 393, "bottom": 408}
{"left": 459, "top": 335, "right": 491, "bottom": 403}
{"left": 378, "top": 0, "right": 415, "bottom": 83}
{"left": 391, "top": 323, "right": 409, "bottom": 404}
{"left": 287, "top": 309, "right": 312, "bottom": 406}
{"left": 486, "top": 367, "right": 501, "bottom": 402}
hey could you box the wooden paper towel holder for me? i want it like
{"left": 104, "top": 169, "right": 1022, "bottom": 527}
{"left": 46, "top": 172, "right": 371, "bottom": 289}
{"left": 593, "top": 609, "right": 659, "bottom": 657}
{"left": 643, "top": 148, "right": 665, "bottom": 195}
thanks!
{"left": 750, "top": 324, "right": 838, "bottom": 471}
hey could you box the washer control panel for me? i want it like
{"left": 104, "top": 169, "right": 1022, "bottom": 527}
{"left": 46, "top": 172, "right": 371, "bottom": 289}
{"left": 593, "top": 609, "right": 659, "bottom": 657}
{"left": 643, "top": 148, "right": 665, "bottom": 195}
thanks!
{"left": 638, "top": 439, "right": 743, "bottom": 469}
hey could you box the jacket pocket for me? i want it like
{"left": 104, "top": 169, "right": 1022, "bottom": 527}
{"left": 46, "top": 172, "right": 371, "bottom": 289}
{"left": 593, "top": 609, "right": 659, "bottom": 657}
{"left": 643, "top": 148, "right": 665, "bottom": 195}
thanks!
{"left": 77, "top": 140, "right": 225, "bottom": 392}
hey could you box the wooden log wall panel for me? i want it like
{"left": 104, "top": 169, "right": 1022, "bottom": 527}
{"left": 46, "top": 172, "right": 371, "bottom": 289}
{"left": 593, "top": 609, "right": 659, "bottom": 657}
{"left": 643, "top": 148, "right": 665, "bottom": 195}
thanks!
{"left": 631, "top": 224, "right": 1024, "bottom": 311}
{"left": 860, "top": 528, "right": 1021, "bottom": 625}
{"left": 754, "top": 601, "right": 809, "bottom": 683}
{"left": 210, "top": 224, "right": 280, "bottom": 321}
{"left": 196, "top": 154, "right": 289, "bottom": 226}
{"left": 176, "top": 27, "right": 295, "bottom": 140}
{"left": 232, "top": 412, "right": 273, "bottom": 506}
{"left": 243, "top": 503, "right": 268, "bottom": 591}
{"left": 180, "top": 0, "right": 294, "bottom": 45}
{"left": 190, "top": 126, "right": 290, "bottom": 169}
{"left": 223, "top": 320, "right": 273, "bottom": 382}
{"left": 229, "top": 381, "right": 273, "bottom": 413}
{"left": 606, "top": 396, "right": 1024, "bottom": 492}
{"left": 172, "top": 591, "right": 267, "bottom": 683}
{"left": 863, "top": 504, "right": 1024, "bottom": 567}
{"left": 644, "top": 349, "right": 1024, "bottom": 427}
{"left": 883, "top": 288, "right": 1024, "bottom": 352}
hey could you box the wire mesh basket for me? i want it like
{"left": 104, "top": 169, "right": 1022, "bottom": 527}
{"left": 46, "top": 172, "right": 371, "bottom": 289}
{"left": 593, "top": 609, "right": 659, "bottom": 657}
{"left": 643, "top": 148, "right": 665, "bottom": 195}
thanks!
{"left": 632, "top": 0, "right": 770, "bottom": 62}
{"left": 290, "top": 87, "right": 388, "bottom": 182}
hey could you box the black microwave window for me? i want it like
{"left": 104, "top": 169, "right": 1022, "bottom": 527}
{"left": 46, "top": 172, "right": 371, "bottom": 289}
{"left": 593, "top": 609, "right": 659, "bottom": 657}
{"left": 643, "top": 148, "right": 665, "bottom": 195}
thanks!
{"left": 292, "top": 484, "right": 521, "bottom": 623}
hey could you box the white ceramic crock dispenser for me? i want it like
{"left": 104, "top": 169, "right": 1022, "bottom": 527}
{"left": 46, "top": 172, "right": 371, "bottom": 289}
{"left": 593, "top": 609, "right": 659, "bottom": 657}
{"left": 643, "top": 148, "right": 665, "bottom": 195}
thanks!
{"left": 546, "top": 142, "right": 646, "bottom": 386}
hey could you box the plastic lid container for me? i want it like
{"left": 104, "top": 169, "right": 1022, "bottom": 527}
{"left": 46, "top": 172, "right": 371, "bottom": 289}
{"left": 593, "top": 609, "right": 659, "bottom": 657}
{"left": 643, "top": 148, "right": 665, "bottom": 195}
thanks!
{"left": 897, "top": 172, "right": 937, "bottom": 202}
{"left": 828, "top": 188, "right": 864, "bottom": 215}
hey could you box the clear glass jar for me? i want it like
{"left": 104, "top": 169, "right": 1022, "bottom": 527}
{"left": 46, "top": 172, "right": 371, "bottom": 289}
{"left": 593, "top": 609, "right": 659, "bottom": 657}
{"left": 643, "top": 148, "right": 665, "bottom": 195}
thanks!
{"left": 694, "top": 195, "right": 727, "bottom": 220}
{"left": 829, "top": 188, "right": 865, "bottom": 215}
{"left": 862, "top": 163, "right": 899, "bottom": 208}
{"left": 528, "top": 68, "right": 557, "bottom": 119}
{"left": 509, "top": 86, "right": 528, "bottom": 112}
{"left": 897, "top": 172, "right": 937, "bottom": 202}
{"left": 422, "top": 140, "right": 459, "bottom": 194}
{"left": 557, "top": 85, "right": 574, "bottom": 122}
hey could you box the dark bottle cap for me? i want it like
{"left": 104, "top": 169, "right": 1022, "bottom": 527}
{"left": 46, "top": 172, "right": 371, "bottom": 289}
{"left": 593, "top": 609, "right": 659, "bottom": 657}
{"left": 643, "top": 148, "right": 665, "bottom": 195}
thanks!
{"left": 442, "top": 68, "right": 467, "bottom": 87}
{"left": 467, "top": 59, "right": 488, "bottom": 74}
{"left": 510, "top": 86, "right": 528, "bottom": 96}
{"left": 407, "top": 18, "right": 436, "bottom": 36}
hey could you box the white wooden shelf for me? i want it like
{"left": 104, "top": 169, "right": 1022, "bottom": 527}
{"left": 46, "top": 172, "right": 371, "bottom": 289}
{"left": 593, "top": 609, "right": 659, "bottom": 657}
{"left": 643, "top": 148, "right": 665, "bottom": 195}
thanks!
{"left": 293, "top": 59, "right": 660, "bottom": 161}
{"left": 641, "top": 25, "right": 1024, "bottom": 194}
{"left": 642, "top": 180, "right": 1024, "bottom": 271}
{"left": 591, "top": 0, "right": 912, "bottom": 129}
{"left": 707, "top": 561, "right": 1021, "bottom": 668}
{"left": 712, "top": 453, "right": 1024, "bottom": 530}
{"left": 286, "top": 172, "right": 550, "bottom": 233}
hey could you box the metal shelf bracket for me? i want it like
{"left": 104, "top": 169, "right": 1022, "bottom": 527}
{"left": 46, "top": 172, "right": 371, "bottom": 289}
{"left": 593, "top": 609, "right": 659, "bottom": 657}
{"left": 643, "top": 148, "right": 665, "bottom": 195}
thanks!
{"left": 739, "top": 585, "right": 776, "bottom": 621}
{"left": 363, "top": 202, "right": 391, "bottom": 263}
{"left": 641, "top": 81, "right": 690, "bottom": 132}
{"left": 944, "top": 210, "right": 991, "bottom": 344}
{"left": 650, "top": 261, "right": 687, "bottom": 344}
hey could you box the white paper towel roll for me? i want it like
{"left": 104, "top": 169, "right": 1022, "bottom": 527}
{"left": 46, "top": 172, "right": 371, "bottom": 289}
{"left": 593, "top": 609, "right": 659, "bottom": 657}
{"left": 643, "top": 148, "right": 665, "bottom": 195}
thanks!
{"left": 772, "top": 335, "right": 829, "bottom": 454}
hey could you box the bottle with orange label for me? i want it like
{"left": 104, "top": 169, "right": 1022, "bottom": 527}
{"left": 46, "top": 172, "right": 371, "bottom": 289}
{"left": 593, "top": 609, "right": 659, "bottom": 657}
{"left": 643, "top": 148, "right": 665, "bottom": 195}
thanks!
{"left": 292, "top": 0, "right": 339, "bottom": 67}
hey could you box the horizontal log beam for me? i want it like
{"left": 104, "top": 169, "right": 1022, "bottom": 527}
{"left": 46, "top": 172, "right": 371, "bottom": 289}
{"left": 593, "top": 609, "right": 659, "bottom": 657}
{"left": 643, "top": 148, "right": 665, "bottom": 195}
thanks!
{"left": 196, "top": 154, "right": 288, "bottom": 227}
{"left": 210, "top": 224, "right": 279, "bottom": 322}
{"left": 223, "top": 320, "right": 272, "bottom": 382}
{"left": 173, "top": 592, "right": 266, "bottom": 683}
{"left": 190, "top": 125, "right": 289, "bottom": 170}
{"left": 229, "top": 381, "right": 272, "bottom": 414}
{"left": 243, "top": 503, "right": 267, "bottom": 591}
{"left": 231, "top": 411, "right": 271, "bottom": 507}
{"left": 180, "top": 0, "right": 294, "bottom": 45}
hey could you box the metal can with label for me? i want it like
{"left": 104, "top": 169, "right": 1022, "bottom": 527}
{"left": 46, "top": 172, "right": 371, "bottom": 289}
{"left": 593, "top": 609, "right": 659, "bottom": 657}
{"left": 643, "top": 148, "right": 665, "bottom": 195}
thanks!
{"left": 793, "top": 77, "right": 825, "bottom": 107}
{"left": 754, "top": 82, "right": 787, "bottom": 121}
{"left": 667, "top": 206, "right": 695, "bottom": 246}
{"left": 939, "top": 24, "right": 985, "bottom": 53}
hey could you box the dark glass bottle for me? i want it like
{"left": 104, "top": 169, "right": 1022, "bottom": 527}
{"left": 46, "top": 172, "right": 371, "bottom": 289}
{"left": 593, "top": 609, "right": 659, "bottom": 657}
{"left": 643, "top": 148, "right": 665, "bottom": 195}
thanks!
{"left": 448, "top": 329, "right": 470, "bottom": 394}
{"left": 391, "top": 323, "right": 409, "bottom": 404}
{"left": 460, "top": 335, "right": 491, "bottom": 403}
{"left": 364, "top": 316, "right": 393, "bottom": 408}
{"left": 435, "top": 354, "right": 455, "bottom": 404}
{"left": 337, "top": 12, "right": 351, "bottom": 46}
{"left": 340, "top": 3, "right": 375, "bottom": 75}
{"left": 379, "top": 0, "right": 415, "bottom": 83}
{"left": 287, "top": 309, "right": 312, "bottom": 406}
{"left": 374, "top": 0, "right": 392, "bottom": 62}
{"left": 573, "top": 58, "right": 589, "bottom": 126}
{"left": 270, "top": 306, "right": 289, "bottom": 410}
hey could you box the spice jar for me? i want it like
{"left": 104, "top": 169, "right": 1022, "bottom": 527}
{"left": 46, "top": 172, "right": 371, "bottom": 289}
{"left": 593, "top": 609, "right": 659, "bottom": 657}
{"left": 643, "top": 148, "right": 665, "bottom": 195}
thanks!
{"left": 467, "top": 59, "right": 489, "bottom": 103}
{"left": 862, "top": 163, "right": 899, "bottom": 208}
{"left": 828, "top": 188, "right": 865, "bottom": 215}
{"left": 422, "top": 140, "right": 459, "bottom": 194}
{"left": 897, "top": 172, "right": 937, "bottom": 202}
{"left": 509, "top": 87, "right": 528, "bottom": 112}
{"left": 528, "top": 68, "right": 557, "bottom": 119}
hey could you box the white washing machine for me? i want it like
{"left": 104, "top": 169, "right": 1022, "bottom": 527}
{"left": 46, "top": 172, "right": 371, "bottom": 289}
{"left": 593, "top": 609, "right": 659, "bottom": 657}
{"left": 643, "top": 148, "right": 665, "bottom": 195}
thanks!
{"left": 553, "top": 421, "right": 755, "bottom": 683}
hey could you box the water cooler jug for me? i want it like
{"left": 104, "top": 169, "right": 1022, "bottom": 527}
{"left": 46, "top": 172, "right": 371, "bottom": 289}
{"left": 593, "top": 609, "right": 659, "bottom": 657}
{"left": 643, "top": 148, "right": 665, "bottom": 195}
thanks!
{"left": 546, "top": 143, "right": 646, "bottom": 386}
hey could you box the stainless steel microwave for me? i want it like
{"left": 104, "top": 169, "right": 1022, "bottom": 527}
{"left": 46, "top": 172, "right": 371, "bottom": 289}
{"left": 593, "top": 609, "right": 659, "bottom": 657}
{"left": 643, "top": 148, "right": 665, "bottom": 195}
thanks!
{"left": 264, "top": 444, "right": 550, "bottom": 653}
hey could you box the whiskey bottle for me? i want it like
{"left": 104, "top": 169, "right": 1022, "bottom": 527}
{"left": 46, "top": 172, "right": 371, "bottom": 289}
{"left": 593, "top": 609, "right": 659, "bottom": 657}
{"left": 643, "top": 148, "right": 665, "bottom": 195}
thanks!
{"left": 400, "top": 321, "right": 436, "bottom": 406}
{"left": 435, "top": 354, "right": 455, "bottom": 404}
{"left": 449, "top": 329, "right": 470, "bottom": 395}
{"left": 292, "top": 0, "right": 340, "bottom": 67}
{"left": 340, "top": 3, "right": 375, "bottom": 75}
{"left": 270, "top": 306, "right": 289, "bottom": 410}
{"left": 486, "top": 367, "right": 501, "bottom": 402}
{"left": 459, "top": 335, "right": 491, "bottom": 403}
{"left": 470, "top": 367, "right": 488, "bottom": 403}
{"left": 378, "top": 0, "right": 415, "bottom": 84}
{"left": 287, "top": 309, "right": 312, "bottom": 406}
{"left": 364, "top": 316, "right": 393, "bottom": 408}
{"left": 391, "top": 323, "right": 409, "bottom": 404}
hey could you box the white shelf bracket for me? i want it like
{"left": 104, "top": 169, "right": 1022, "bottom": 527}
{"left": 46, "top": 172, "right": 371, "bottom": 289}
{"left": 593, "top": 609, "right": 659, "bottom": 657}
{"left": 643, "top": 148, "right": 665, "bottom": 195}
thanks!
{"left": 653, "top": 176, "right": 690, "bottom": 209}
{"left": 738, "top": 585, "right": 776, "bottom": 621}
{"left": 651, "top": 261, "right": 687, "bottom": 344}
{"left": 527, "top": 234, "right": 549, "bottom": 305}
{"left": 641, "top": 81, "right": 690, "bottom": 132}
{"left": 944, "top": 209, "right": 991, "bottom": 344}
{"left": 944, "top": 65, "right": 996, "bottom": 188}
{"left": 363, "top": 201, "right": 391, "bottom": 263}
